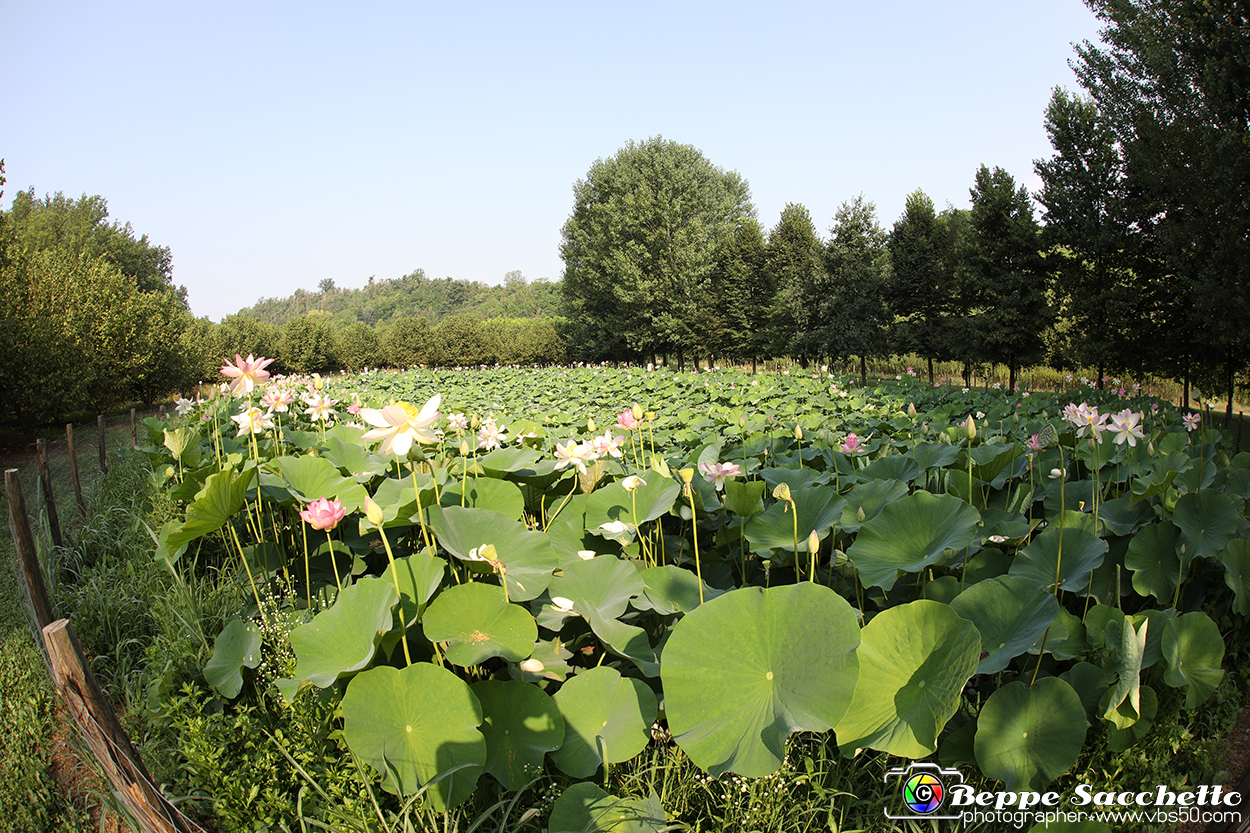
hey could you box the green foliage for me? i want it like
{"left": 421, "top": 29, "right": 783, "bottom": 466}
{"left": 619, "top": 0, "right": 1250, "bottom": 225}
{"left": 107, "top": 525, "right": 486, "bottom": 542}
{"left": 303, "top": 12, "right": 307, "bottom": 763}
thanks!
{"left": 381, "top": 316, "right": 431, "bottom": 368}
{"left": 560, "top": 136, "right": 755, "bottom": 363}
{"left": 429, "top": 313, "right": 491, "bottom": 367}
{"left": 765, "top": 202, "right": 824, "bottom": 363}
{"left": 213, "top": 313, "right": 282, "bottom": 370}
{"left": 279, "top": 311, "right": 339, "bottom": 374}
{"left": 337, "top": 320, "right": 383, "bottom": 371}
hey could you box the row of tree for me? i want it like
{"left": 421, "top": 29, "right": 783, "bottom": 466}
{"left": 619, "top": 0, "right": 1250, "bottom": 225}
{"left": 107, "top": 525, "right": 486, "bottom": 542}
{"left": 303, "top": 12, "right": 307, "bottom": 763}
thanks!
{"left": 240, "top": 269, "right": 562, "bottom": 328}
{"left": 559, "top": 0, "right": 1250, "bottom": 408}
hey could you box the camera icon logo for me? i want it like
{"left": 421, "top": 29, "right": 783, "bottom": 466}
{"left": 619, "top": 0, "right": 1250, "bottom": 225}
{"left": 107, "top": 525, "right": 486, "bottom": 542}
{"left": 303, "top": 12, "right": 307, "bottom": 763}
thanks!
{"left": 883, "top": 762, "right": 965, "bottom": 820}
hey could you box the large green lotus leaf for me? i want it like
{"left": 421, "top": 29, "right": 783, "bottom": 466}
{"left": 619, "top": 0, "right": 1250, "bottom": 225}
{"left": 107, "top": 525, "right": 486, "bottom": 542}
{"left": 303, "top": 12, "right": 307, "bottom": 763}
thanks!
{"left": 203, "top": 619, "right": 261, "bottom": 699}
{"left": 341, "top": 663, "right": 484, "bottom": 809}
{"left": 743, "top": 486, "right": 845, "bottom": 554}
{"left": 835, "top": 600, "right": 979, "bottom": 758}
{"left": 583, "top": 608, "right": 661, "bottom": 677}
{"left": 837, "top": 479, "right": 909, "bottom": 534}
{"left": 543, "top": 493, "right": 602, "bottom": 560}
{"left": 372, "top": 472, "right": 439, "bottom": 524}
{"left": 284, "top": 577, "right": 397, "bottom": 692}
{"left": 426, "top": 506, "right": 558, "bottom": 602}
{"left": 550, "top": 666, "right": 656, "bottom": 778}
{"left": 477, "top": 446, "right": 544, "bottom": 477}
{"left": 472, "top": 680, "right": 564, "bottom": 791}
{"left": 722, "top": 478, "right": 766, "bottom": 517}
{"left": 385, "top": 553, "right": 446, "bottom": 622}
{"left": 1222, "top": 539, "right": 1250, "bottom": 616}
{"left": 755, "top": 466, "right": 827, "bottom": 493}
{"left": 1162, "top": 611, "right": 1225, "bottom": 708}
{"left": 1096, "top": 496, "right": 1156, "bottom": 537}
{"left": 974, "top": 678, "right": 1087, "bottom": 791}
{"left": 1172, "top": 490, "right": 1241, "bottom": 562}
{"left": 585, "top": 475, "right": 682, "bottom": 530}
{"left": 548, "top": 783, "right": 667, "bottom": 833}
{"left": 633, "top": 564, "right": 723, "bottom": 614}
{"left": 322, "top": 434, "right": 390, "bottom": 481}
{"left": 666, "top": 584, "right": 860, "bottom": 777}
{"left": 847, "top": 492, "right": 982, "bottom": 590}
{"left": 547, "top": 554, "right": 644, "bottom": 620}
{"left": 423, "top": 583, "right": 537, "bottom": 666}
{"left": 1059, "top": 661, "right": 1114, "bottom": 725}
{"left": 166, "top": 467, "right": 256, "bottom": 549}
{"left": 441, "top": 477, "right": 525, "bottom": 519}
{"left": 1125, "top": 522, "right": 1182, "bottom": 603}
{"left": 857, "top": 454, "right": 922, "bottom": 484}
{"left": 949, "top": 576, "right": 1059, "bottom": 674}
{"left": 270, "top": 454, "right": 368, "bottom": 512}
{"left": 911, "top": 442, "right": 962, "bottom": 471}
{"left": 1105, "top": 684, "right": 1158, "bottom": 752}
{"left": 1008, "top": 526, "right": 1108, "bottom": 593}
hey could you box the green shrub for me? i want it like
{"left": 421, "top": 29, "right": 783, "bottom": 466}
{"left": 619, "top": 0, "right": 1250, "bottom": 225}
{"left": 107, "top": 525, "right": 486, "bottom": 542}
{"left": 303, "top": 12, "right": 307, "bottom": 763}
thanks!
{"left": 336, "top": 321, "right": 382, "bottom": 371}
{"left": 381, "top": 316, "right": 431, "bottom": 368}
{"left": 429, "top": 313, "right": 491, "bottom": 367}
{"left": 279, "top": 312, "right": 339, "bottom": 374}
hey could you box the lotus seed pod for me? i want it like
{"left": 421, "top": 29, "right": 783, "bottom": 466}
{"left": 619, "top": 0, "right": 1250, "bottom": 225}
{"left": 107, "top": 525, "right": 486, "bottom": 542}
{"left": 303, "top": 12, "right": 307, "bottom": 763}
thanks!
{"left": 677, "top": 467, "right": 695, "bottom": 484}
{"left": 832, "top": 549, "right": 848, "bottom": 567}
{"left": 645, "top": 411, "right": 656, "bottom": 422}
{"left": 477, "top": 543, "right": 498, "bottom": 563}
{"left": 772, "top": 482, "right": 792, "bottom": 502}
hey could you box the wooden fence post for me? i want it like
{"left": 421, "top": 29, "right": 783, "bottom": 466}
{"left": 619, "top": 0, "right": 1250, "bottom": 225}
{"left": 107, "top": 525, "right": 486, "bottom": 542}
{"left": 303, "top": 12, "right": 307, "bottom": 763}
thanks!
{"left": 43, "top": 619, "right": 202, "bottom": 833}
{"left": 66, "top": 423, "right": 87, "bottom": 517}
{"left": 5, "top": 468, "right": 55, "bottom": 631}
{"left": 130, "top": 408, "right": 137, "bottom": 448}
{"left": 97, "top": 414, "right": 108, "bottom": 475}
{"left": 36, "top": 438, "right": 63, "bottom": 549}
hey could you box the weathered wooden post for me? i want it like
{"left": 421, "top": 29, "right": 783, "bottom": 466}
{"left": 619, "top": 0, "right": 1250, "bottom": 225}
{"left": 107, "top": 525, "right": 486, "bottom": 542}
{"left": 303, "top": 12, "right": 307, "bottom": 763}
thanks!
{"left": 43, "top": 619, "right": 203, "bottom": 833}
{"left": 66, "top": 423, "right": 86, "bottom": 517}
{"left": 35, "top": 439, "right": 62, "bottom": 549}
{"left": 97, "top": 414, "right": 108, "bottom": 474}
{"left": 130, "top": 408, "right": 137, "bottom": 448}
{"left": 5, "top": 468, "right": 55, "bottom": 632}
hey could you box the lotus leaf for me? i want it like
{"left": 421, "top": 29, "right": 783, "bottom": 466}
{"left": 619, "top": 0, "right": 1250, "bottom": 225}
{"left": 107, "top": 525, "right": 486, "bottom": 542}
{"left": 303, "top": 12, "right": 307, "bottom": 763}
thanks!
{"left": 550, "top": 666, "right": 656, "bottom": 778}
{"left": 203, "top": 619, "right": 261, "bottom": 699}
{"left": 949, "top": 575, "right": 1059, "bottom": 674}
{"left": 974, "top": 678, "right": 1086, "bottom": 791}
{"left": 1161, "top": 611, "right": 1225, "bottom": 708}
{"left": 847, "top": 491, "right": 982, "bottom": 590}
{"left": 473, "top": 680, "right": 564, "bottom": 791}
{"left": 426, "top": 506, "right": 558, "bottom": 601}
{"left": 548, "top": 783, "right": 667, "bottom": 833}
{"left": 284, "top": 577, "right": 397, "bottom": 692}
{"left": 835, "top": 599, "right": 979, "bottom": 758}
{"left": 666, "top": 584, "right": 860, "bottom": 776}
{"left": 423, "top": 583, "right": 537, "bottom": 666}
{"left": 340, "top": 663, "right": 485, "bottom": 809}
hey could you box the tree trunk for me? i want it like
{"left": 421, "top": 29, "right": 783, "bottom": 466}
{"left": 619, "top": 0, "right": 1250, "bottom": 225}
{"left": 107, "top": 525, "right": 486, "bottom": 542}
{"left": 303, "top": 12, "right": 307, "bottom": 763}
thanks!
{"left": 1183, "top": 359, "right": 1190, "bottom": 411}
{"left": 1097, "top": 362, "right": 1105, "bottom": 391}
{"left": 927, "top": 357, "right": 934, "bottom": 386}
{"left": 1226, "top": 356, "right": 1235, "bottom": 429}
{"left": 1009, "top": 361, "right": 1017, "bottom": 393}
{"left": 859, "top": 356, "right": 867, "bottom": 387}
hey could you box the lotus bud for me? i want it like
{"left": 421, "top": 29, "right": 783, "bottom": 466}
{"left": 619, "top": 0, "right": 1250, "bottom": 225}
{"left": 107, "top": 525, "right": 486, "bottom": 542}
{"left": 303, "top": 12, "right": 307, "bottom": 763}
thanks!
{"left": 363, "top": 496, "right": 385, "bottom": 527}
{"left": 857, "top": 506, "right": 866, "bottom": 523}
{"left": 587, "top": 417, "right": 596, "bottom": 433}
{"left": 632, "top": 403, "right": 644, "bottom": 420}
{"left": 772, "top": 482, "right": 792, "bottom": 503}
{"left": 519, "top": 658, "right": 545, "bottom": 674}
{"left": 313, "top": 373, "right": 324, "bottom": 390}
{"left": 1050, "top": 467, "right": 1064, "bottom": 480}
{"left": 1148, "top": 441, "right": 1155, "bottom": 455}
{"left": 677, "top": 467, "right": 695, "bottom": 484}
{"left": 921, "top": 423, "right": 929, "bottom": 434}
{"left": 164, "top": 465, "right": 175, "bottom": 479}
{"left": 459, "top": 438, "right": 471, "bottom": 456}
{"left": 908, "top": 402, "right": 917, "bottom": 417}
{"left": 794, "top": 424, "right": 803, "bottom": 440}
{"left": 965, "top": 415, "right": 976, "bottom": 440}
{"left": 471, "top": 414, "right": 481, "bottom": 429}
{"left": 806, "top": 529, "right": 820, "bottom": 554}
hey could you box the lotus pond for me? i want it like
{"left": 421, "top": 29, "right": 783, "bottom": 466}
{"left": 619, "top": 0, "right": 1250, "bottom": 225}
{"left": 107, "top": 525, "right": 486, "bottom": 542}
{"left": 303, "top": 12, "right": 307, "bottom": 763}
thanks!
{"left": 141, "top": 363, "right": 1248, "bottom": 831}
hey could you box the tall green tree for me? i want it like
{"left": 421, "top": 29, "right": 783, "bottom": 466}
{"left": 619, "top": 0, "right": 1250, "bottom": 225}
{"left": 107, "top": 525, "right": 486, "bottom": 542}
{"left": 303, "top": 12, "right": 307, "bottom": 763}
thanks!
{"left": 820, "top": 196, "right": 891, "bottom": 384}
{"left": 560, "top": 136, "right": 755, "bottom": 365}
{"left": 1073, "top": 0, "right": 1250, "bottom": 414}
{"left": 888, "top": 190, "right": 955, "bottom": 383}
{"left": 966, "top": 166, "right": 1048, "bottom": 390}
{"left": 8, "top": 189, "right": 184, "bottom": 304}
{"left": 280, "top": 312, "right": 340, "bottom": 374}
{"left": 707, "top": 218, "right": 770, "bottom": 369}
{"left": 765, "top": 203, "right": 824, "bottom": 366}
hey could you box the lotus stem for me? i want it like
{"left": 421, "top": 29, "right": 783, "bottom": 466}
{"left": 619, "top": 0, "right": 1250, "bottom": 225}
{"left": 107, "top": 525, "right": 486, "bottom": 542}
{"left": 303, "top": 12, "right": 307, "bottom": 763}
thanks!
{"left": 377, "top": 526, "right": 413, "bottom": 666}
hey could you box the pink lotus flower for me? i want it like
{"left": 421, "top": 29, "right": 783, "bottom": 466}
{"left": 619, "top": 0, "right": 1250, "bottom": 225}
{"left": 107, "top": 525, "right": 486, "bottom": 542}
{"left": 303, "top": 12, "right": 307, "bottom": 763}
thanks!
{"left": 1183, "top": 412, "right": 1201, "bottom": 432}
{"left": 1109, "top": 409, "right": 1145, "bottom": 446}
{"left": 477, "top": 418, "right": 507, "bottom": 450}
{"left": 1026, "top": 433, "right": 1044, "bottom": 452}
{"left": 231, "top": 406, "right": 274, "bottom": 436}
{"left": 261, "top": 388, "right": 295, "bottom": 412}
{"left": 300, "top": 497, "right": 346, "bottom": 531}
{"left": 303, "top": 392, "right": 338, "bottom": 422}
{"left": 554, "top": 440, "right": 594, "bottom": 474}
{"left": 699, "top": 461, "right": 741, "bottom": 491}
{"left": 838, "top": 433, "right": 863, "bottom": 454}
{"left": 447, "top": 412, "right": 469, "bottom": 432}
{"left": 589, "top": 429, "right": 624, "bottom": 459}
{"left": 360, "top": 394, "right": 441, "bottom": 457}
{"left": 616, "top": 410, "right": 640, "bottom": 431}
{"left": 220, "top": 354, "right": 274, "bottom": 396}
{"left": 1064, "top": 402, "right": 1108, "bottom": 439}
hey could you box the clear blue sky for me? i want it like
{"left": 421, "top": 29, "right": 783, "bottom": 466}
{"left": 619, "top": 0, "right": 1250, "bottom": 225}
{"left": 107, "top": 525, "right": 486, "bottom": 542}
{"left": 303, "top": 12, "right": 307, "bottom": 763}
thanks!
{"left": 2, "top": 1, "right": 1106, "bottom": 322}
